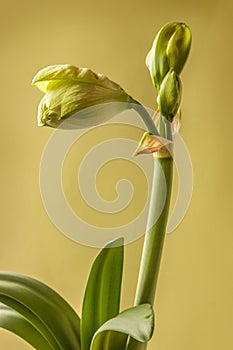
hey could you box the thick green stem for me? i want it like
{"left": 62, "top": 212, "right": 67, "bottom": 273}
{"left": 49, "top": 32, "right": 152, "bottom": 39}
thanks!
{"left": 127, "top": 118, "right": 173, "bottom": 350}
{"left": 134, "top": 117, "right": 173, "bottom": 305}
{"left": 127, "top": 156, "right": 173, "bottom": 350}
{"left": 135, "top": 156, "right": 173, "bottom": 305}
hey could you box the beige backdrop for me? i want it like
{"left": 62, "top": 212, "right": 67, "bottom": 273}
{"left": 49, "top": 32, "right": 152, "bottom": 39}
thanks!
{"left": 1, "top": 0, "right": 233, "bottom": 349}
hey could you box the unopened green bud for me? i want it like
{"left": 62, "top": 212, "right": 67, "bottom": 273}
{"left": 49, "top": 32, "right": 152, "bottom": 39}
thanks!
{"left": 146, "top": 22, "right": 177, "bottom": 90}
{"left": 157, "top": 69, "right": 181, "bottom": 121}
{"left": 146, "top": 22, "right": 191, "bottom": 90}
{"left": 166, "top": 23, "right": 192, "bottom": 75}
{"left": 32, "top": 64, "right": 132, "bottom": 127}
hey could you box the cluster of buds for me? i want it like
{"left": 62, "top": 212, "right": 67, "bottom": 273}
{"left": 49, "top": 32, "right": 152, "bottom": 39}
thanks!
{"left": 146, "top": 22, "right": 191, "bottom": 122}
{"left": 134, "top": 23, "right": 191, "bottom": 156}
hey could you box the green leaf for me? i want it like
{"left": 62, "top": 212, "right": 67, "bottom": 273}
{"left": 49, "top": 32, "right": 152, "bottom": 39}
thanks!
{"left": 0, "top": 271, "right": 81, "bottom": 350}
{"left": 81, "top": 238, "right": 124, "bottom": 350}
{"left": 90, "top": 304, "right": 154, "bottom": 350}
{"left": 0, "top": 303, "right": 53, "bottom": 349}
{"left": 0, "top": 295, "right": 59, "bottom": 350}
{"left": 91, "top": 330, "right": 127, "bottom": 350}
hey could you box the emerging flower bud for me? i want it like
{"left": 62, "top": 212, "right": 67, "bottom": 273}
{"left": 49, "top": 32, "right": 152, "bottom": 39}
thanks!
{"left": 157, "top": 69, "right": 181, "bottom": 121}
{"left": 146, "top": 22, "right": 177, "bottom": 90}
{"left": 32, "top": 64, "right": 133, "bottom": 127}
{"left": 146, "top": 22, "right": 191, "bottom": 90}
{"left": 166, "top": 23, "right": 192, "bottom": 76}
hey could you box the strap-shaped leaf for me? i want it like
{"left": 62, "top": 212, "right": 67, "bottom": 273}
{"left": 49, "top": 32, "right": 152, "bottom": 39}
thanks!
{"left": 90, "top": 304, "right": 154, "bottom": 350}
{"left": 81, "top": 238, "right": 124, "bottom": 350}
{"left": 91, "top": 330, "right": 127, "bottom": 350}
{"left": 0, "top": 303, "right": 53, "bottom": 349}
{"left": 0, "top": 271, "right": 81, "bottom": 350}
{"left": 0, "top": 295, "right": 60, "bottom": 349}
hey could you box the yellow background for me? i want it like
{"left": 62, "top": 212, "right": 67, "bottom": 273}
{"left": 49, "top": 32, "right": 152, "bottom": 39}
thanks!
{"left": 0, "top": 0, "right": 233, "bottom": 349}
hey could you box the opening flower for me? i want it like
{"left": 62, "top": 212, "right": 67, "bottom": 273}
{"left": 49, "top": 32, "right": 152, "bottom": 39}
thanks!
{"left": 32, "top": 64, "right": 133, "bottom": 127}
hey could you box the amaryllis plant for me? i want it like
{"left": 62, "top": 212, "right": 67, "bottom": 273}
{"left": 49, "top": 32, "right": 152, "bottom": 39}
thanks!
{"left": 0, "top": 22, "right": 191, "bottom": 350}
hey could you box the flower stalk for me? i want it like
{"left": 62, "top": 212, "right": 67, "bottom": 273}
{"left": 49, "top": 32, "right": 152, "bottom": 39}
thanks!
{"left": 127, "top": 123, "right": 173, "bottom": 350}
{"left": 128, "top": 22, "right": 191, "bottom": 350}
{"left": 132, "top": 102, "right": 159, "bottom": 136}
{"left": 136, "top": 157, "right": 173, "bottom": 303}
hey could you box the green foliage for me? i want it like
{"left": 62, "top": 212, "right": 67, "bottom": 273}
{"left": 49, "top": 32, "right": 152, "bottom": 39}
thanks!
{"left": 91, "top": 304, "right": 154, "bottom": 350}
{"left": 81, "top": 238, "right": 124, "bottom": 350}
{"left": 0, "top": 271, "right": 81, "bottom": 349}
{"left": 0, "top": 303, "right": 53, "bottom": 349}
{"left": 0, "top": 239, "right": 154, "bottom": 350}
